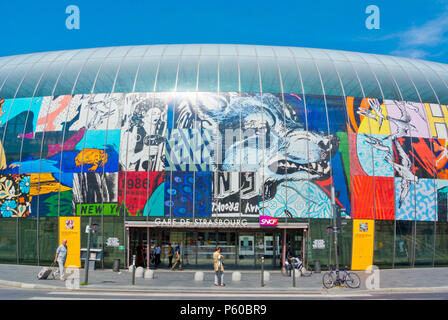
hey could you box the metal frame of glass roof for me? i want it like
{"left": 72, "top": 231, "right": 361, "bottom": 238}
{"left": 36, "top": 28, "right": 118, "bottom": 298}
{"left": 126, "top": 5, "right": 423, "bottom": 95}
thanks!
{"left": 0, "top": 44, "right": 447, "bottom": 104}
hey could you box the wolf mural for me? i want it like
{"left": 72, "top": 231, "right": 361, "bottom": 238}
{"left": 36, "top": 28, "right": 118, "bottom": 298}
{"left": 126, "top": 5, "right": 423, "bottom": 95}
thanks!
{"left": 166, "top": 92, "right": 341, "bottom": 218}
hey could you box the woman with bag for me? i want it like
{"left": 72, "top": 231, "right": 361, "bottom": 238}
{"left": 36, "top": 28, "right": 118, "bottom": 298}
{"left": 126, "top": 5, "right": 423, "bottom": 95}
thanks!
{"left": 213, "top": 247, "right": 224, "bottom": 286}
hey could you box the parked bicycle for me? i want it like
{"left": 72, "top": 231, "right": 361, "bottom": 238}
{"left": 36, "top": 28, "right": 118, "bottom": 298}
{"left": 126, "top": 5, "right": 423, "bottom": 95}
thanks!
{"left": 322, "top": 266, "right": 360, "bottom": 289}
{"left": 281, "top": 257, "right": 312, "bottom": 277}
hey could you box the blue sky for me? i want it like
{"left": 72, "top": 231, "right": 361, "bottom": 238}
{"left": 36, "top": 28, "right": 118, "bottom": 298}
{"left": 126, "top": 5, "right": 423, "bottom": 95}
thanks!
{"left": 2, "top": 0, "right": 448, "bottom": 63}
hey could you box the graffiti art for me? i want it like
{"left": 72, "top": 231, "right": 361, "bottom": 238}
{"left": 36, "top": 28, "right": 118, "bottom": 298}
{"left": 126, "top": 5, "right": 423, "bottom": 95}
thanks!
{"left": 0, "top": 91, "right": 446, "bottom": 221}
{"left": 0, "top": 174, "right": 32, "bottom": 217}
{"left": 119, "top": 93, "right": 167, "bottom": 172}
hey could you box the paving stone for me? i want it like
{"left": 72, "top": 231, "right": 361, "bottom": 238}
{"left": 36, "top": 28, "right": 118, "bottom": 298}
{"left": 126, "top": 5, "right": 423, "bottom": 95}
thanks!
{"left": 0, "top": 264, "right": 446, "bottom": 292}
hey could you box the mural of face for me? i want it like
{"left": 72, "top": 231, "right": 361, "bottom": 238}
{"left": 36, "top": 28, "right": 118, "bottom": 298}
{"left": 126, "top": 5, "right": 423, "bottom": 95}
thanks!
{"left": 143, "top": 107, "right": 162, "bottom": 133}
{"left": 174, "top": 93, "right": 339, "bottom": 203}
{"left": 119, "top": 94, "right": 167, "bottom": 172}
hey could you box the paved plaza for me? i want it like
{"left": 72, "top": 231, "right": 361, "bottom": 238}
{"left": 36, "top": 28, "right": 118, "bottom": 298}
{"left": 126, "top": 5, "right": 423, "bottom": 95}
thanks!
{"left": 0, "top": 264, "right": 447, "bottom": 294}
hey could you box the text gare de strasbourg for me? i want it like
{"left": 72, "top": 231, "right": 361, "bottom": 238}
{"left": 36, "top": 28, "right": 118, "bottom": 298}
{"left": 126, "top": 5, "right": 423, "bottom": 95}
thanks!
{"left": 154, "top": 218, "right": 249, "bottom": 227}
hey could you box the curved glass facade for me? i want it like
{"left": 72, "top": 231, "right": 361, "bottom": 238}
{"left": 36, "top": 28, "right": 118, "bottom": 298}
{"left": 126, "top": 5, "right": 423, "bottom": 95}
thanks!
{"left": 0, "top": 44, "right": 448, "bottom": 269}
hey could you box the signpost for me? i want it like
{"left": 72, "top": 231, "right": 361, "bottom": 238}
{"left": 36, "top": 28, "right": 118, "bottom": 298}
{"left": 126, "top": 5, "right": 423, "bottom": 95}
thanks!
{"left": 82, "top": 218, "right": 99, "bottom": 284}
{"left": 330, "top": 185, "right": 339, "bottom": 272}
{"left": 83, "top": 217, "right": 92, "bottom": 284}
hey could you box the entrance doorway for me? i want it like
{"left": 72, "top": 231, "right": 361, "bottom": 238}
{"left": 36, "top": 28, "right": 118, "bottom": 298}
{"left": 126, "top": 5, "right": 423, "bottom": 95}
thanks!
{"left": 127, "top": 227, "right": 308, "bottom": 269}
{"left": 284, "top": 229, "right": 306, "bottom": 266}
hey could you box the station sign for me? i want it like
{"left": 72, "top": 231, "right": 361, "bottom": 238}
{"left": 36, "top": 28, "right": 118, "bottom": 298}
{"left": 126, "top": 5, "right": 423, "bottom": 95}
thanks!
{"left": 259, "top": 215, "right": 278, "bottom": 227}
{"left": 154, "top": 218, "right": 248, "bottom": 227}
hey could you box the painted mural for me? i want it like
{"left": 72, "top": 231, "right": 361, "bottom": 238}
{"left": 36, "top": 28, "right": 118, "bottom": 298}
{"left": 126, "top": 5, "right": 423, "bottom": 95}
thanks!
{"left": 118, "top": 171, "right": 164, "bottom": 216}
{"left": 119, "top": 93, "right": 166, "bottom": 172}
{"left": 0, "top": 91, "right": 446, "bottom": 221}
{"left": 212, "top": 172, "right": 260, "bottom": 217}
{"left": 0, "top": 174, "right": 32, "bottom": 217}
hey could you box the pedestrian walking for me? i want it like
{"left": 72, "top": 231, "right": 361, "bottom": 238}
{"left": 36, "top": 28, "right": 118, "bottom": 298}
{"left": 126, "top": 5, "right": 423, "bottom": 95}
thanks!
{"left": 213, "top": 246, "right": 224, "bottom": 286}
{"left": 54, "top": 239, "right": 68, "bottom": 281}
{"left": 167, "top": 244, "right": 174, "bottom": 268}
{"left": 155, "top": 243, "right": 161, "bottom": 267}
{"left": 136, "top": 244, "right": 144, "bottom": 267}
{"left": 171, "top": 243, "right": 183, "bottom": 271}
{"left": 150, "top": 244, "right": 156, "bottom": 266}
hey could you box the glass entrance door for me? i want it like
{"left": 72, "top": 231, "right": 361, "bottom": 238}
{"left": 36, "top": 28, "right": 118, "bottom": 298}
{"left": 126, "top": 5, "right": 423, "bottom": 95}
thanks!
{"left": 197, "top": 231, "right": 216, "bottom": 266}
{"left": 129, "top": 228, "right": 148, "bottom": 268}
{"left": 286, "top": 229, "right": 304, "bottom": 262}
{"left": 263, "top": 232, "right": 279, "bottom": 267}
{"left": 128, "top": 228, "right": 304, "bottom": 269}
{"left": 183, "top": 231, "right": 195, "bottom": 267}
{"left": 219, "top": 232, "right": 236, "bottom": 267}
{"left": 238, "top": 233, "right": 255, "bottom": 267}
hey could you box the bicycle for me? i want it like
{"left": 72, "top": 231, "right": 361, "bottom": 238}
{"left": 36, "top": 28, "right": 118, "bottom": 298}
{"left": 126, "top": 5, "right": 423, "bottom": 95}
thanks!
{"left": 281, "top": 257, "right": 312, "bottom": 277}
{"left": 322, "top": 266, "right": 360, "bottom": 289}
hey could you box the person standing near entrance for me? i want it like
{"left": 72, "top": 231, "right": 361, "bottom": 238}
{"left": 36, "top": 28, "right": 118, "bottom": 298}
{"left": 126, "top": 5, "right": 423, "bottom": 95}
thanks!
{"left": 155, "top": 243, "right": 161, "bottom": 267}
{"left": 213, "top": 246, "right": 224, "bottom": 286}
{"left": 171, "top": 243, "right": 182, "bottom": 271}
{"left": 136, "top": 244, "right": 144, "bottom": 267}
{"left": 54, "top": 239, "right": 68, "bottom": 281}
{"left": 167, "top": 244, "right": 174, "bottom": 268}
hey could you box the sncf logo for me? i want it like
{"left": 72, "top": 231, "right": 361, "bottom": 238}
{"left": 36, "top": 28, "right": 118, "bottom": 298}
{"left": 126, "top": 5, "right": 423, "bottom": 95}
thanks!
{"left": 259, "top": 216, "right": 278, "bottom": 226}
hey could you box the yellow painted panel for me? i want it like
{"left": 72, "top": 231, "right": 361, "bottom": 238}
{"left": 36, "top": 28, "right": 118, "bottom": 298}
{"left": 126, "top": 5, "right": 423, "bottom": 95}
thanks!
{"left": 29, "top": 173, "right": 71, "bottom": 196}
{"left": 0, "top": 140, "right": 6, "bottom": 170}
{"left": 358, "top": 104, "right": 391, "bottom": 135}
{"left": 58, "top": 217, "right": 81, "bottom": 268}
{"left": 351, "top": 219, "right": 375, "bottom": 270}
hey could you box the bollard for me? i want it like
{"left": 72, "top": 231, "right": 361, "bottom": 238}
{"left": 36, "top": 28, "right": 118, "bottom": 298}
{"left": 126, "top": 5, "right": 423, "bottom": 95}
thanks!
{"left": 135, "top": 267, "right": 144, "bottom": 278}
{"left": 261, "top": 256, "right": 265, "bottom": 287}
{"left": 292, "top": 267, "right": 296, "bottom": 287}
{"left": 263, "top": 271, "right": 270, "bottom": 282}
{"left": 144, "top": 269, "right": 154, "bottom": 279}
{"left": 194, "top": 271, "right": 204, "bottom": 282}
{"left": 113, "top": 259, "right": 120, "bottom": 272}
{"left": 314, "top": 260, "right": 321, "bottom": 273}
{"left": 131, "top": 255, "right": 136, "bottom": 285}
{"left": 232, "top": 271, "right": 241, "bottom": 282}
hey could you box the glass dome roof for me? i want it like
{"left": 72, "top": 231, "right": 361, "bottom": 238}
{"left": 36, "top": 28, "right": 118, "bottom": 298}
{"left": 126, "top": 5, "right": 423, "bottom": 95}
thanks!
{"left": 0, "top": 44, "right": 447, "bottom": 104}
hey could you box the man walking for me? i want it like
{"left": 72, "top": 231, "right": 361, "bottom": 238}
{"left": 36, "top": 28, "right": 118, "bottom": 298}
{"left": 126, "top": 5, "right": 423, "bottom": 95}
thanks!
{"left": 171, "top": 243, "right": 182, "bottom": 271}
{"left": 213, "top": 246, "right": 224, "bottom": 286}
{"left": 54, "top": 239, "right": 68, "bottom": 281}
{"left": 155, "top": 243, "right": 161, "bottom": 268}
{"left": 167, "top": 244, "right": 174, "bottom": 268}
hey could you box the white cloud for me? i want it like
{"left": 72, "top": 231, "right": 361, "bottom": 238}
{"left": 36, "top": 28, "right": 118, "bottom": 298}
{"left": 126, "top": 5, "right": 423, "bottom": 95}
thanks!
{"left": 399, "top": 15, "right": 448, "bottom": 47}
{"left": 390, "top": 13, "right": 448, "bottom": 59}
{"left": 389, "top": 48, "right": 429, "bottom": 59}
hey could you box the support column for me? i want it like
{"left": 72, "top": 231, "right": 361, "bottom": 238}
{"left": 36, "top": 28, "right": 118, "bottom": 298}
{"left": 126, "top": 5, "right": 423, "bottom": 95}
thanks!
{"left": 273, "top": 232, "right": 277, "bottom": 267}
{"left": 282, "top": 228, "right": 286, "bottom": 268}
{"left": 195, "top": 232, "right": 198, "bottom": 266}
{"left": 236, "top": 231, "right": 239, "bottom": 266}
{"left": 146, "top": 227, "right": 150, "bottom": 268}
{"left": 126, "top": 227, "right": 130, "bottom": 269}
{"left": 302, "top": 229, "right": 306, "bottom": 266}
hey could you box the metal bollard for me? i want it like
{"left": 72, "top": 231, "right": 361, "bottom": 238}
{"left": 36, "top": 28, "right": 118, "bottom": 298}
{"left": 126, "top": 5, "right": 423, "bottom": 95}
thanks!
{"left": 261, "top": 256, "right": 265, "bottom": 287}
{"left": 314, "top": 260, "right": 321, "bottom": 273}
{"left": 113, "top": 259, "right": 120, "bottom": 272}
{"left": 131, "top": 255, "right": 136, "bottom": 285}
{"left": 292, "top": 266, "right": 296, "bottom": 287}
